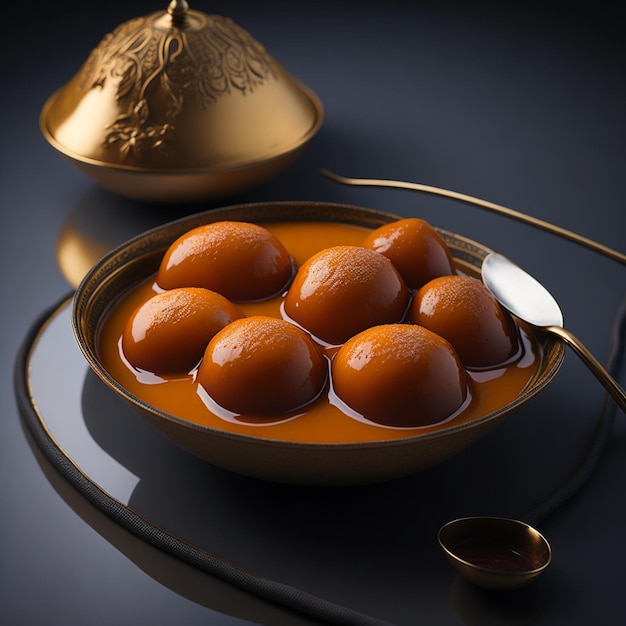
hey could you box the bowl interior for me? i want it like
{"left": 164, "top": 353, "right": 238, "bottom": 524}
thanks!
{"left": 72, "top": 201, "right": 565, "bottom": 485}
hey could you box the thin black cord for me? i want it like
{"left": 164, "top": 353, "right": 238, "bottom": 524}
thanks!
{"left": 13, "top": 292, "right": 626, "bottom": 622}
{"left": 14, "top": 292, "right": 394, "bottom": 626}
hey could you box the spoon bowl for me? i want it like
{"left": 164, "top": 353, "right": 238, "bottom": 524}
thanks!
{"left": 482, "top": 253, "right": 626, "bottom": 413}
{"left": 438, "top": 517, "right": 552, "bottom": 590}
{"left": 482, "top": 253, "right": 564, "bottom": 328}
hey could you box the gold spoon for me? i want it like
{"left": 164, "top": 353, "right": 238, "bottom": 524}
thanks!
{"left": 320, "top": 169, "right": 626, "bottom": 265}
{"left": 320, "top": 168, "right": 625, "bottom": 585}
{"left": 438, "top": 256, "right": 624, "bottom": 589}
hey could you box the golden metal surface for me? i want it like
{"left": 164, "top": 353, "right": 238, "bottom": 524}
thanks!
{"left": 438, "top": 517, "right": 552, "bottom": 590}
{"left": 40, "top": 2, "right": 323, "bottom": 202}
{"left": 56, "top": 191, "right": 185, "bottom": 288}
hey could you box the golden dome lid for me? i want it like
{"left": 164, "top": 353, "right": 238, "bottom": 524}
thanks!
{"left": 40, "top": 1, "right": 323, "bottom": 199}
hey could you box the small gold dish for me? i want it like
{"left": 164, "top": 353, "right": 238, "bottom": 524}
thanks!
{"left": 438, "top": 517, "right": 552, "bottom": 589}
{"left": 40, "top": 1, "right": 323, "bottom": 202}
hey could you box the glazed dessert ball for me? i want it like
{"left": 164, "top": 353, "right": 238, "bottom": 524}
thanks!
{"left": 409, "top": 275, "right": 519, "bottom": 368}
{"left": 157, "top": 221, "right": 293, "bottom": 301}
{"left": 122, "top": 287, "right": 243, "bottom": 374}
{"left": 283, "top": 245, "right": 409, "bottom": 345}
{"left": 362, "top": 218, "right": 456, "bottom": 289}
{"left": 198, "top": 316, "right": 327, "bottom": 416}
{"left": 332, "top": 324, "right": 468, "bottom": 427}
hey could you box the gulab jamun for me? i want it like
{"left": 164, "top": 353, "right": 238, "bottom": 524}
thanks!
{"left": 197, "top": 316, "right": 327, "bottom": 417}
{"left": 122, "top": 287, "right": 243, "bottom": 374}
{"left": 157, "top": 221, "right": 293, "bottom": 301}
{"left": 409, "top": 275, "right": 519, "bottom": 368}
{"left": 362, "top": 218, "right": 455, "bottom": 289}
{"left": 283, "top": 245, "right": 409, "bottom": 345}
{"left": 331, "top": 324, "right": 468, "bottom": 427}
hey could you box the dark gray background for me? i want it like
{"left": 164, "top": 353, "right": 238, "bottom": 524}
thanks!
{"left": 2, "top": 1, "right": 625, "bottom": 624}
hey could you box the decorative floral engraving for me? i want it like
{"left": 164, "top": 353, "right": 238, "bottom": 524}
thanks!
{"left": 77, "top": 12, "right": 277, "bottom": 162}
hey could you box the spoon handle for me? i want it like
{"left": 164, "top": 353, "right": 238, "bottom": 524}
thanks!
{"left": 546, "top": 325, "right": 626, "bottom": 413}
{"left": 320, "top": 170, "right": 626, "bottom": 265}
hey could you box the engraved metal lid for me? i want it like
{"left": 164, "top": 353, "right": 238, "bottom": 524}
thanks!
{"left": 40, "top": 1, "right": 323, "bottom": 202}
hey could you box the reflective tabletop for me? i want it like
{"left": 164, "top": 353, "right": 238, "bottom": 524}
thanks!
{"left": 2, "top": 2, "right": 625, "bottom": 624}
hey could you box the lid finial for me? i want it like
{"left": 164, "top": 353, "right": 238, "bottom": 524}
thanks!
{"left": 168, "top": 0, "right": 189, "bottom": 26}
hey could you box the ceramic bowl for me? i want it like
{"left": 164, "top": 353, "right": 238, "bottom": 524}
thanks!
{"left": 72, "top": 201, "right": 564, "bottom": 485}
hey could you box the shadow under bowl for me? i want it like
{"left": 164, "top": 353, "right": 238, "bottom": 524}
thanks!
{"left": 72, "top": 201, "right": 565, "bottom": 485}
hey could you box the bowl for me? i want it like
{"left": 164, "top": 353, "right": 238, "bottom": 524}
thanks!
{"left": 438, "top": 517, "right": 552, "bottom": 589}
{"left": 72, "top": 201, "right": 564, "bottom": 485}
{"left": 40, "top": 1, "right": 323, "bottom": 202}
